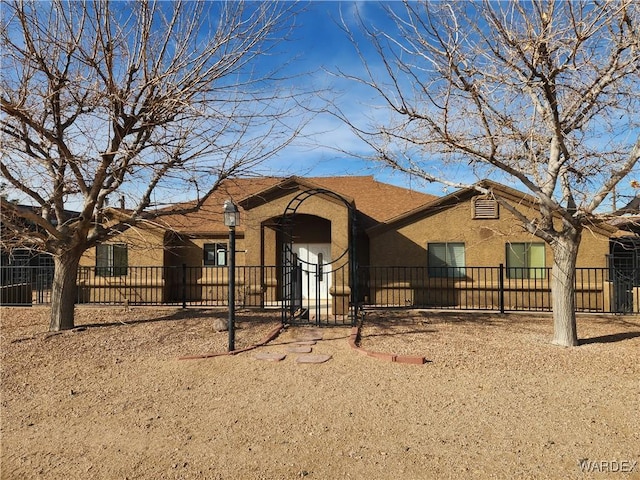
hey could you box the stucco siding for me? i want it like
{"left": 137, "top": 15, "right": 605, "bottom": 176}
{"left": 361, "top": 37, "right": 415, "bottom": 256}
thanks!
{"left": 370, "top": 199, "right": 611, "bottom": 268}
{"left": 243, "top": 190, "right": 352, "bottom": 313}
{"left": 367, "top": 196, "right": 613, "bottom": 310}
{"left": 79, "top": 226, "right": 165, "bottom": 268}
{"left": 72, "top": 178, "right": 624, "bottom": 311}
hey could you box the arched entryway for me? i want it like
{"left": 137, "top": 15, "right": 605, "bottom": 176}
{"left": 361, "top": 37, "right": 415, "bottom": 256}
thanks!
{"left": 280, "top": 189, "right": 357, "bottom": 326}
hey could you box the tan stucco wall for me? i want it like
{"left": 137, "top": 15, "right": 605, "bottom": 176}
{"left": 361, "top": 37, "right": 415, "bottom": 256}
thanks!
{"left": 577, "top": 228, "right": 612, "bottom": 267}
{"left": 78, "top": 225, "right": 167, "bottom": 303}
{"left": 242, "top": 190, "right": 352, "bottom": 313}
{"left": 367, "top": 197, "right": 613, "bottom": 309}
{"left": 168, "top": 235, "right": 247, "bottom": 267}
{"left": 79, "top": 225, "right": 166, "bottom": 268}
{"left": 243, "top": 192, "right": 350, "bottom": 266}
{"left": 370, "top": 200, "right": 611, "bottom": 268}
{"left": 163, "top": 235, "right": 248, "bottom": 303}
{"left": 76, "top": 188, "right": 618, "bottom": 310}
{"left": 78, "top": 224, "right": 252, "bottom": 304}
{"left": 81, "top": 191, "right": 354, "bottom": 309}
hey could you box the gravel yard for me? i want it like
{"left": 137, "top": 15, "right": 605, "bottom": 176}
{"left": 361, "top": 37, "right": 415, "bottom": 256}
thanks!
{"left": 1, "top": 306, "right": 639, "bottom": 479}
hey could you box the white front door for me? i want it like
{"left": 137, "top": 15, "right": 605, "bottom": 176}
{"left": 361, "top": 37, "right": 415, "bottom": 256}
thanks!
{"left": 293, "top": 243, "right": 332, "bottom": 300}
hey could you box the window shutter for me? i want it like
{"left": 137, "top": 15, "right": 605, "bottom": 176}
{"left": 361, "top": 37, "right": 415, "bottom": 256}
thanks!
{"left": 473, "top": 198, "right": 499, "bottom": 219}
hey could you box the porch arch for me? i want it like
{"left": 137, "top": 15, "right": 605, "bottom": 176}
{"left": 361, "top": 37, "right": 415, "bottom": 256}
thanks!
{"left": 280, "top": 188, "right": 357, "bottom": 326}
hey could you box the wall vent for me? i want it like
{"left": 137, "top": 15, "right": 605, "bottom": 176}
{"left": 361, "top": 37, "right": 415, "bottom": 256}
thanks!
{"left": 473, "top": 198, "right": 499, "bottom": 219}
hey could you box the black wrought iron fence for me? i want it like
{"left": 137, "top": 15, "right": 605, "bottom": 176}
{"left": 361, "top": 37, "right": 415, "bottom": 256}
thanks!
{"left": 0, "top": 263, "right": 636, "bottom": 314}
{"left": 358, "top": 265, "right": 624, "bottom": 314}
{"left": 0, "top": 265, "right": 280, "bottom": 308}
{"left": 1, "top": 265, "right": 54, "bottom": 305}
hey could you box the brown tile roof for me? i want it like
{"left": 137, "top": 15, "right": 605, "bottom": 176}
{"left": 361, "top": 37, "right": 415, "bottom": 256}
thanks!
{"left": 305, "top": 176, "right": 436, "bottom": 227}
{"left": 154, "top": 177, "right": 280, "bottom": 235}
{"left": 154, "top": 176, "right": 436, "bottom": 235}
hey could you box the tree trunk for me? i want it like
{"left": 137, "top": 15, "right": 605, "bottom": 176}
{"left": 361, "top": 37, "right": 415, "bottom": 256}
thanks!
{"left": 550, "top": 235, "right": 581, "bottom": 347}
{"left": 49, "top": 251, "right": 81, "bottom": 331}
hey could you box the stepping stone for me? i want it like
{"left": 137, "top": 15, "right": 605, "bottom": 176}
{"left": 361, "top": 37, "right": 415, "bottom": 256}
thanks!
{"left": 254, "top": 352, "right": 286, "bottom": 362}
{"left": 296, "top": 354, "right": 332, "bottom": 364}
{"left": 296, "top": 333, "right": 323, "bottom": 342}
{"left": 286, "top": 345, "right": 312, "bottom": 354}
{"left": 294, "top": 340, "right": 316, "bottom": 346}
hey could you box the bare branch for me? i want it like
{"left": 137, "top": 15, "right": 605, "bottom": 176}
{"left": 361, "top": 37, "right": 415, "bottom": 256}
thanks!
{"left": 333, "top": 0, "right": 639, "bottom": 345}
{"left": 335, "top": 0, "right": 639, "bottom": 230}
{"left": 1, "top": 0, "right": 309, "bottom": 255}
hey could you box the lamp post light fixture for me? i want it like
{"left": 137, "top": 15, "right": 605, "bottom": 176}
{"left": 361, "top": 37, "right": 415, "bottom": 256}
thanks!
{"left": 223, "top": 199, "right": 240, "bottom": 229}
{"left": 223, "top": 199, "right": 239, "bottom": 351}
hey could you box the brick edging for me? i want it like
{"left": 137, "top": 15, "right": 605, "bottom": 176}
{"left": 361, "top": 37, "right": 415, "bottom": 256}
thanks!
{"left": 178, "top": 323, "right": 284, "bottom": 360}
{"left": 348, "top": 325, "right": 427, "bottom": 365}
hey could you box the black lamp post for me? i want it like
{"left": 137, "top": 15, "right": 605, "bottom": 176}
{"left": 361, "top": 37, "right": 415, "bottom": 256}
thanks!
{"left": 223, "top": 199, "right": 239, "bottom": 352}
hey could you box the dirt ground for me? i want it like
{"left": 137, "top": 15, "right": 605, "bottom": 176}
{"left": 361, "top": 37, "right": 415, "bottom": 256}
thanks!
{"left": 1, "top": 306, "right": 639, "bottom": 480}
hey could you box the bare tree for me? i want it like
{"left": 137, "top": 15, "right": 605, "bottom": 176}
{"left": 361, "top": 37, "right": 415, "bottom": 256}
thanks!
{"left": 1, "top": 0, "right": 309, "bottom": 331}
{"left": 337, "top": 0, "right": 640, "bottom": 346}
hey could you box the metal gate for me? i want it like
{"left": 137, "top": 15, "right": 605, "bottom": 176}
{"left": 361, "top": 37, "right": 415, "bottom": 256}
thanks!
{"left": 608, "top": 253, "right": 636, "bottom": 313}
{"left": 280, "top": 189, "right": 357, "bottom": 326}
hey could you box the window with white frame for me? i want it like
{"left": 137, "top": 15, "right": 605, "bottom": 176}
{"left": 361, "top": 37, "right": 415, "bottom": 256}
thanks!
{"left": 203, "top": 243, "right": 227, "bottom": 266}
{"left": 96, "top": 243, "right": 128, "bottom": 277}
{"left": 506, "top": 243, "right": 546, "bottom": 279}
{"left": 428, "top": 242, "right": 466, "bottom": 278}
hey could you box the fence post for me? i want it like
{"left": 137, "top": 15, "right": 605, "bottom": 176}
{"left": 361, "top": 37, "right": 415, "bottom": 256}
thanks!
{"left": 182, "top": 263, "right": 187, "bottom": 309}
{"left": 499, "top": 263, "right": 505, "bottom": 314}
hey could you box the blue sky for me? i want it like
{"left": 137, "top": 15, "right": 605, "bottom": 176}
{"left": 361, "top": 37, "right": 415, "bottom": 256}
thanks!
{"left": 248, "top": 1, "right": 639, "bottom": 210}
{"left": 259, "top": 2, "right": 414, "bottom": 185}
{"left": 249, "top": 1, "right": 468, "bottom": 196}
{"left": 3, "top": 1, "right": 636, "bottom": 210}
